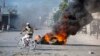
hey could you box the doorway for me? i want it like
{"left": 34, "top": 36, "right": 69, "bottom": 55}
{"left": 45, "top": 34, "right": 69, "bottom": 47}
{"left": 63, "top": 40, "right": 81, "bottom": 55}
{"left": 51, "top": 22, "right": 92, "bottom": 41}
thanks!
{"left": 1, "top": 15, "right": 9, "bottom": 29}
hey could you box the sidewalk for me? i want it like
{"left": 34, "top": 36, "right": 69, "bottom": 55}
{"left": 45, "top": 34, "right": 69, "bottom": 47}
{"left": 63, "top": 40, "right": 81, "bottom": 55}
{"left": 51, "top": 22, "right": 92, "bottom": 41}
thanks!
{"left": 0, "top": 30, "right": 2, "bottom": 33}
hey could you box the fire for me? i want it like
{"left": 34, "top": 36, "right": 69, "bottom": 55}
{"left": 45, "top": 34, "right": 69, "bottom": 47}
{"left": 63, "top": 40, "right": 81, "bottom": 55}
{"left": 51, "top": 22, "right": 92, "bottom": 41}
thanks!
{"left": 55, "top": 33, "right": 67, "bottom": 44}
{"left": 36, "top": 14, "right": 68, "bottom": 45}
{"left": 42, "top": 32, "right": 67, "bottom": 45}
{"left": 35, "top": 10, "right": 78, "bottom": 45}
{"left": 41, "top": 21, "right": 68, "bottom": 45}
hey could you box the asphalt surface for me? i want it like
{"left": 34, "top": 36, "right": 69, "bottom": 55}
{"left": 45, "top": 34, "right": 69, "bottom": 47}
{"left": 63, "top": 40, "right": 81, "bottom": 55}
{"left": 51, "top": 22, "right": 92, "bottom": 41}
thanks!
{"left": 0, "top": 29, "right": 100, "bottom": 56}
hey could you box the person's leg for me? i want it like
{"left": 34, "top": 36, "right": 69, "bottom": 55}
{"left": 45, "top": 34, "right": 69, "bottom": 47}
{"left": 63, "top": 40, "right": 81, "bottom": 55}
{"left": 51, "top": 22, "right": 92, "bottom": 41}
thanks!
{"left": 22, "top": 35, "right": 29, "bottom": 47}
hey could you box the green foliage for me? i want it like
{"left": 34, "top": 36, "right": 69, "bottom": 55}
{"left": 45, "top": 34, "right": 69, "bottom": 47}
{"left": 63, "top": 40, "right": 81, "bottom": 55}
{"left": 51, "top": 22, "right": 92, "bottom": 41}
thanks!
{"left": 59, "top": 0, "right": 68, "bottom": 11}
{"left": 53, "top": 10, "right": 62, "bottom": 22}
{"left": 53, "top": 0, "right": 68, "bottom": 22}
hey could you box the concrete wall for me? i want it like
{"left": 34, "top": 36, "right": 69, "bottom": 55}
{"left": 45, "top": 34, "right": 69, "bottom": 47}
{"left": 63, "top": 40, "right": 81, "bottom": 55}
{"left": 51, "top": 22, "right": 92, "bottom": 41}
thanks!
{"left": 86, "top": 12, "right": 100, "bottom": 34}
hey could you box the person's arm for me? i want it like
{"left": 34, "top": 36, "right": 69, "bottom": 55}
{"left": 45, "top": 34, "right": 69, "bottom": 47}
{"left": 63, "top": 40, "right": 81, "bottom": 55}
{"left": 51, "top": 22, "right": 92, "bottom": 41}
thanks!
{"left": 20, "top": 27, "right": 26, "bottom": 34}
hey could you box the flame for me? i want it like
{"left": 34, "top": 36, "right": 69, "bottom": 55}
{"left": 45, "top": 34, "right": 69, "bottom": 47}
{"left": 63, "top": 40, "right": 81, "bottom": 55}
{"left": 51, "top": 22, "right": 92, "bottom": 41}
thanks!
{"left": 35, "top": 12, "right": 70, "bottom": 45}
{"left": 41, "top": 20, "right": 68, "bottom": 45}
{"left": 43, "top": 32, "right": 67, "bottom": 45}
{"left": 55, "top": 33, "right": 67, "bottom": 44}
{"left": 34, "top": 20, "right": 68, "bottom": 45}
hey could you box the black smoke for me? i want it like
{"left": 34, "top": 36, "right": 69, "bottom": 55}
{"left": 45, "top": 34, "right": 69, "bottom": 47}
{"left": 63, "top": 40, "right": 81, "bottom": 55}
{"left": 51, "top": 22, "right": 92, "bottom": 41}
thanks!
{"left": 67, "top": 0, "right": 93, "bottom": 27}
{"left": 85, "top": 0, "right": 100, "bottom": 13}
{"left": 53, "top": 0, "right": 100, "bottom": 36}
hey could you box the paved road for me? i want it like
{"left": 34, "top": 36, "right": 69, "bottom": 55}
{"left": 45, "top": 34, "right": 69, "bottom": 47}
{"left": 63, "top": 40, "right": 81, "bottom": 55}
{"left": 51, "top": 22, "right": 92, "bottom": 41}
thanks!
{"left": 0, "top": 29, "right": 100, "bottom": 56}
{"left": 0, "top": 45, "right": 100, "bottom": 56}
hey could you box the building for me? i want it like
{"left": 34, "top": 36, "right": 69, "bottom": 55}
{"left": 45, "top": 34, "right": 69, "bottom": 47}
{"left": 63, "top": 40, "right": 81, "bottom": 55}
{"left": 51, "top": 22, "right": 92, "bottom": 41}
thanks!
{"left": 0, "top": 2, "right": 17, "bottom": 30}
{"left": 80, "top": 12, "right": 100, "bottom": 39}
{"left": 0, "top": 0, "right": 61, "bottom": 30}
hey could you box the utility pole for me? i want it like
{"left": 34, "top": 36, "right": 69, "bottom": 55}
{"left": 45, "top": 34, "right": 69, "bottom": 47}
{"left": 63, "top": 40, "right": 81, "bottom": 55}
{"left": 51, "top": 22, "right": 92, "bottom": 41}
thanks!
{"left": 0, "top": 6, "right": 1, "bottom": 21}
{"left": 2, "top": 0, "right": 5, "bottom": 8}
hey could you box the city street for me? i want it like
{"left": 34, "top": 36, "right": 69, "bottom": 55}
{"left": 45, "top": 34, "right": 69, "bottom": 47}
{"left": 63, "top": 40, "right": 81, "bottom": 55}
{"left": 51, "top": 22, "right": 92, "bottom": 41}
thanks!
{"left": 0, "top": 29, "right": 100, "bottom": 56}
{"left": 0, "top": 0, "right": 100, "bottom": 56}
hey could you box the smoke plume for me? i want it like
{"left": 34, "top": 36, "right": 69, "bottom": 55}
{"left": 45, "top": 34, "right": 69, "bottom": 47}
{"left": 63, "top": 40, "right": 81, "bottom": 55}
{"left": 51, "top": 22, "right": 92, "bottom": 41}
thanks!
{"left": 53, "top": 0, "right": 100, "bottom": 36}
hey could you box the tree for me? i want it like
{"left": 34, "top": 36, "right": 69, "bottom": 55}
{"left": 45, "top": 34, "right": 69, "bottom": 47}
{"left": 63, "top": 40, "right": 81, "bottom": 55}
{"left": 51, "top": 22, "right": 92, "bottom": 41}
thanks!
{"left": 53, "top": 0, "right": 68, "bottom": 22}
{"left": 59, "top": 0, "right": 68, "bottom": 11}
{"left": 53, "top": 10, "right": 62, "bottom": 22}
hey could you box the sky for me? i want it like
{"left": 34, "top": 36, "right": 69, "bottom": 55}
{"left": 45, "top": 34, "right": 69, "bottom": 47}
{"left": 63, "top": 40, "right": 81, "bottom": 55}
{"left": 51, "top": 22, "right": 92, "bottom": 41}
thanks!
{"left": 0, "top": 0, "right": 61, "bottom": 29}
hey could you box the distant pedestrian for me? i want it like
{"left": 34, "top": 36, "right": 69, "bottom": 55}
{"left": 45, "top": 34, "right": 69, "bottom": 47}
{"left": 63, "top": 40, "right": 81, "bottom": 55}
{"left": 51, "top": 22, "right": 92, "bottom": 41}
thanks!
{"left": 2, "top": 24, "right": 5, "bottom": 31}
{"left": 7, "top": 25, "right": 10, "bottom": 31}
